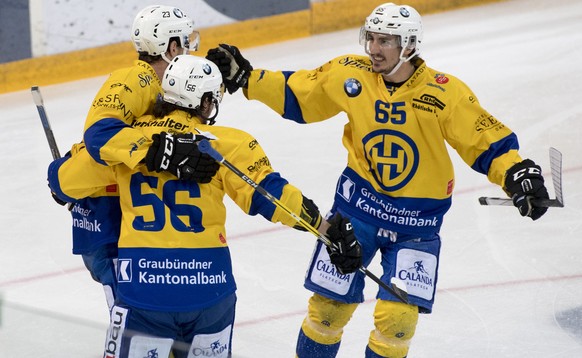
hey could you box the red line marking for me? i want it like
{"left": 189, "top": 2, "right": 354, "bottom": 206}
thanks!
{"left": 2, "top": 164, "right": 579, "bottom": 321}
{"left": 0, "top": 266, "right": 87, "bottom": 288}
{"left": 235, "top": 274, "right": 582, "bottom": 327}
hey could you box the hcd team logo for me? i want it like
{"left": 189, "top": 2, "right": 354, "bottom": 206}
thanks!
{"left": 362, "top": 129, "right": 419, "bottom": 191}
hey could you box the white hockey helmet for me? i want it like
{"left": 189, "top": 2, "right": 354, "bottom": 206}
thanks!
{"left": 131, "top": 5, "right": 199, "bottom": 57}
{"left": 162, "top": 55, "right": 223, "bottom": 119}
{"left": 359, "top": 3, "right": 423, "bottom": 60}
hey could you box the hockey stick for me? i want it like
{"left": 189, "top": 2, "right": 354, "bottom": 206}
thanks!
{"left": 31, "top": 86, "right": 74, "bottom": 210}
{"left": 478, "top": 147, "right": 564, "bottom": 207}
{"left": 31, "top": 86, "right": 61, "bottom": 160}
{"left": 197, "top": 139, "right": 409, "bottom": 304}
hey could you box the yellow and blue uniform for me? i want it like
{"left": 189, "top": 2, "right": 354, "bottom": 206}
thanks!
{"left": 60, "top": 60, "right": 162, "bottom": 309}
{"left": 61, "top": 143, "right": 121, "bottom": 255}
{"left": 243, "top": 55, "right": 523, "bottom": 357}
{"left": 49, "top": 111, "right": 306, "bottom": 311}
{"left": 246, "top": 56, "right": 520, "bottom": 237}
{"left": 49, "top": 110, "right": 311, "bottom": 357}
{"left": 83, "top": 60, "right": 161, "bottom": 168}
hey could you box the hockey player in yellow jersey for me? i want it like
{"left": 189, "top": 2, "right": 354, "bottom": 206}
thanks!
{"left": 53, "top": 5, "right": 219, "bottom": 316}
{"left": 48, "top": 55, "right": 362, "bottom": 358}
{"left": 84, "top": 5, "right": 201, "bottom": 169}
{"left": 206, "top": 3, "right": 551, "bottom": 357}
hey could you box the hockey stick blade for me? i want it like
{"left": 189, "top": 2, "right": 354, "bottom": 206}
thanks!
{"left": 479, "top": 147, "right": 564, "bottom": 208}
{"left": 548, "top": 147, "right": 564, "bottom": 206}
{"left": 31, "top": 86, "right": 61, "bottom": 160}
{"left": 198, "top": 139, "right": 409, "bottom": 304}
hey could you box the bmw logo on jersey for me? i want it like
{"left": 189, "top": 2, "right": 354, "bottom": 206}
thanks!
{"left": 362, "top": 129, "right": 419, "bottom": 191}
{"left": 344, "top": 78, "right": 362, "bottom": 97}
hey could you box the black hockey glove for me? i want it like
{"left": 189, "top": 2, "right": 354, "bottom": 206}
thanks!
{"left": 293, "top": 195, "right": 323, "bottom": 232}
{"left": 206, "top": 44, "right": 253, "bottom": 94}
{"left": 504, "top": 159, "right": 550, "bottom": 221}
{"left": 325, "top": 214, "right": 362, "bottom": 275}
{"left": 145, "top": 132, "right": 219, "bottom": 183}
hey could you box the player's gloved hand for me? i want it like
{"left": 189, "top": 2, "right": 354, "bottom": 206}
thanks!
{"left": 206, "top": 44, "right": 253, "bottom": 94}
{"left": 293, "top": 196, "right": 323, "bottom": 232}
{"left": 325, "top": 213, "right": 362, "bottom": 274}
{"left": 504, "top": 159, "right": 550, "bottom": 220}
{"left": 145, "top": 132, "right": 219, "bottom": 183}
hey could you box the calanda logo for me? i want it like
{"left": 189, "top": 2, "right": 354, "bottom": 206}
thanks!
{"left": 398, "top": 260, "right": 433, "bottom": 286}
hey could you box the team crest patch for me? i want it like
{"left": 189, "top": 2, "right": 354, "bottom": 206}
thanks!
{"left": 363, "top": 129, "right": 419, "bottom": 191}
{"left": 344, "top": 78, "right": 362, "bottom": 97}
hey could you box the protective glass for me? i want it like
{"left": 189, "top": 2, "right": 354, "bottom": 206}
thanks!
{"left": 215, "top": 84, "right": 225, "bottom": 104}
{"left": 359, "top": 28, "right": 401, "bottom": 53}
{"left": 182, "top": 31, "right": 200, "bottom": 53}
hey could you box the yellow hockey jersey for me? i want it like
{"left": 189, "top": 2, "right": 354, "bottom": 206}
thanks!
{"left": 49, "top": 111, "right": 306, "bottom": 311}
{"left": 245, "top": 56, "right": 522, "bottom": 237}
{"left": 83, "top": 60, "right": 161, "bottom": 168}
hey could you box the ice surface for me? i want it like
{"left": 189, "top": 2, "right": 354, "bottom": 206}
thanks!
{"left": 1, "top": 0, "right": 581, "bottom": 356}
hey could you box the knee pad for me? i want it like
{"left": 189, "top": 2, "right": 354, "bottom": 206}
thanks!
{"left": 367, "top": 300, "right": 418, "bottom": 358}
{"left": 301, "top": 293, "right": 358, "bottom": 345}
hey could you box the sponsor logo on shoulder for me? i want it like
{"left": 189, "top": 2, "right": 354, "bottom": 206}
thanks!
{"left": 138, "top": 72, "right": 153, "bottom": 87}
{"left": 110, "top": 83, "right": 132, "bottom": 93}
{"left": 339, "top": 56, "right": 372, "bottom": 72}
{"left": 434, "top": 73, "right": 449, "bottom": 84}
{"left": 248, "top": 139, "right": 258, "bottom": 150}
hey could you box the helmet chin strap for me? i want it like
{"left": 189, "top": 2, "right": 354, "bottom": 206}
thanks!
{"left": 161, "top": 46, "right": 188, "bottom": 65}
{"left": 201, "top": 99, "right": 220, "bottom": 126}
{"left": 383, "top": 59, "right": 405, "bottom": 77}
{"left": 205, "top": 107, "right": 218, "bottom": 126}
{"left": 161, "top": 52, "right": 173, "bottom": 64}
{"left": 382, "top": 47, "right": 417, "bottom": 78}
